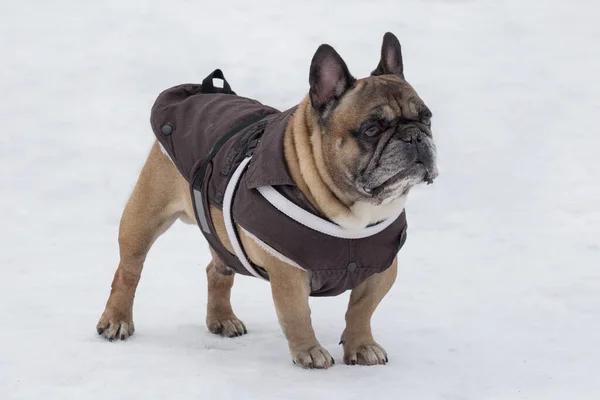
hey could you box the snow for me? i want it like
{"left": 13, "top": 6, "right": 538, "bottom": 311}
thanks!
{"left": 1, "top": 0, "right": 599, "bottom": 398}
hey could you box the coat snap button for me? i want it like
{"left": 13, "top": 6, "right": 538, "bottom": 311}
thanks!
{"left": 161, "top": 124, "right": 173, "bottom": 136}
{"left": 215, "top": 192, "right": 223, "bottom": 203}
{"left": 346, "top": 262, "right": 357, "bottom": 272}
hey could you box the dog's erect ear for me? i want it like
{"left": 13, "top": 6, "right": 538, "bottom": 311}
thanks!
{"left": 309, "top": 44, "right": 356, "bottom": 118}
{"left": 371, "top": 32, "right": 404, "bottom": 78}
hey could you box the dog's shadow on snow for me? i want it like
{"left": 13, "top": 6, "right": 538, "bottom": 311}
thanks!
{"left": 137, "top": 322, "right": 293, "bottom": 360}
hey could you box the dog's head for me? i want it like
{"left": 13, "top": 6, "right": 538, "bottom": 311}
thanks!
{"left": 308, "top": 32, "right": 438, "bottom": 205}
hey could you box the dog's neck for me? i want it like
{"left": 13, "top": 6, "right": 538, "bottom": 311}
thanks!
{"left": 283, "top": 97, "right": 406, "bottom": 231}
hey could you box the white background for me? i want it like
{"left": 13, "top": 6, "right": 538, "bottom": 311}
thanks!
{"left": 1, "top": 0, "right": 598, "bottom": 399}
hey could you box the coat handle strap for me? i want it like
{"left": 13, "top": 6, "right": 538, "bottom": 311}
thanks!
{"left": 201, "top": 69, "right": 235, "bottom": 94}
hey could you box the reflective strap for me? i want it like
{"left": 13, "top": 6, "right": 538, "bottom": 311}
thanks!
{"left": 223, "top": 157, "right": 267, "bottom": 280}
{"left": 192, "top": 188, "right": 211, "bottom": 234}
{"left": 256, "top": 186, "right": 403, "bottom": 239}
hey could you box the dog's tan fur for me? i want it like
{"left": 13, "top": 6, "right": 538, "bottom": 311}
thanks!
{"left": 97, "top": 93, "right": 398, "bottom": 367}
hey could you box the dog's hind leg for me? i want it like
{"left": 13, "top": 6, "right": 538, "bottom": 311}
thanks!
{"left": 97, "top": 141, "right": 188, "bottom": 341}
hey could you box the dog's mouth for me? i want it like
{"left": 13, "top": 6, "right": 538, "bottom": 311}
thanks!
{"left": 360, "top": 162, "right": 437, "bottom": 198}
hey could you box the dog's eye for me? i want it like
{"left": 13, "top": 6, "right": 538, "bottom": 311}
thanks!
{"left": 364, "top": 124, "right": 380, "bottom": 137}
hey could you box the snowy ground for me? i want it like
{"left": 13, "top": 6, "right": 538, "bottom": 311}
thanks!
{"left": 2, "top": 0, "right": 599, "bottom": 399}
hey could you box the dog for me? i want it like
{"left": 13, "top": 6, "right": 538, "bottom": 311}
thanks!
{"left": 97, "top": 32, "right": 438, "bottom": 369}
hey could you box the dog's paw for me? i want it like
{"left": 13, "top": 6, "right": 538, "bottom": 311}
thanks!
{"left": 343, "top": 342, "right": 388, "bottom": 366}
{"left": 292, "top": 345, "right": 334, "bottom": 369}
{"left": 207, "top": 316, "right": 247, "bottom": 338}
{"left": 96, "top": 309, "right": 135, "bottom": 341}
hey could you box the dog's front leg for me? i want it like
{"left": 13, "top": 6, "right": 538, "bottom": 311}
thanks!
{"left": 265, "top": 260, "right": 334, "bottom": 369}
{"left": 340, "top": 257, "right": 398, "bottom": 366}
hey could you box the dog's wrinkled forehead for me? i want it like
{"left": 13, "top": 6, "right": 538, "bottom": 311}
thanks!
{"left": 332, "top": 75, "right": 431, "bottom": 131}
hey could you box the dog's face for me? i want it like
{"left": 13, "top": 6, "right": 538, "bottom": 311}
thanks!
{"left": 308, "top": 32, "right": 438, "bottom": 205}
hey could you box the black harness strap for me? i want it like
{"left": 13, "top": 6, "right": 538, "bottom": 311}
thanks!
{"left": 190, "top": 111, "right": 267, "bottom": 237}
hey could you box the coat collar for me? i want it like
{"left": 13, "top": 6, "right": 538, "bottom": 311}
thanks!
{"left": 244, "top": 106, "right": 298, "bottom": 189}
